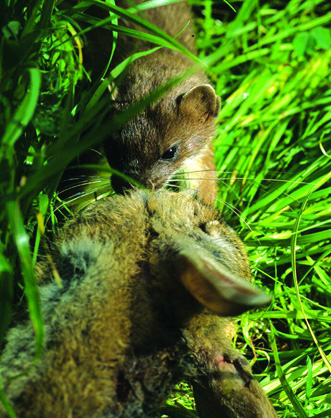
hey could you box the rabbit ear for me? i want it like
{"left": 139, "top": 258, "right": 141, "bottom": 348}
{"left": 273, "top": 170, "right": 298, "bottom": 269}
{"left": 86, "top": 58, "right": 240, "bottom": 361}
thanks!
{"left": 177, "top": 248, "right": 271, "bottom": 316}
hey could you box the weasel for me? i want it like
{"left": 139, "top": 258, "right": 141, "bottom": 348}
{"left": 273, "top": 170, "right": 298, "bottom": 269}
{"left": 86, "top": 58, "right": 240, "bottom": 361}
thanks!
{"left": 102, "top": 0, "right": 220, "bottom": 204}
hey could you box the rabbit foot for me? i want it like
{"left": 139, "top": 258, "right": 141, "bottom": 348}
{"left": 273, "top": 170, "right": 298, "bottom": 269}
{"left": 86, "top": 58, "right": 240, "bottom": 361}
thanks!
{"left": 193, "top": 350, "right": 278, "bottom": 417}
{"left": 214, "top": 353, "right": 252, "bottom": 386}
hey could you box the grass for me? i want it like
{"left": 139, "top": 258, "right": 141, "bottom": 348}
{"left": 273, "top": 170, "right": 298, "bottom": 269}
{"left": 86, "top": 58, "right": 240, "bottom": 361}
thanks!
{"left": 200, "top": 2, "right": 331, "bottom": 416}
{"left": 1, "top": 0, "right": 331, "bottom": 416}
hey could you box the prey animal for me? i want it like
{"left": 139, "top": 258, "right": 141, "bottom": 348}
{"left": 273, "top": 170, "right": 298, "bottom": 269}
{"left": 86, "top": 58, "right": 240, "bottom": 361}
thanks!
{"left": 0, "top": 190, "right": 277, "bottom": 417}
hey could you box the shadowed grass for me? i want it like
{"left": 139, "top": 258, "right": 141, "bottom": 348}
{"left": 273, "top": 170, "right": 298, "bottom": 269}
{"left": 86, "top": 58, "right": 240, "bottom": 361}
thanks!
{"left": 0, "top": 1, "right": 196, "bottom": 414}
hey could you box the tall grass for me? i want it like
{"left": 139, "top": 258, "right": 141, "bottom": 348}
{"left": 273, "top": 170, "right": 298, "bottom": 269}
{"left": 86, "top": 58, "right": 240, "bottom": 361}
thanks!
{"left": 196, "top": 1, "right": 331, "bottom": 416}
{"left": 1, "top": 0, "right": 331, "bottom": 416}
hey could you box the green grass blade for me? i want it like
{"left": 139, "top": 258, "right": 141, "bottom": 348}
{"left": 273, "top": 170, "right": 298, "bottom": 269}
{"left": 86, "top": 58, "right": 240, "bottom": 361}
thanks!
{"left": 6, "top": 199, "right": 44, "bottom": 360}
{"left": 0, "top": 250, "right": 13, "bottom": 344}
{"left": 1, "top": 68, "right": 41, "bottom": 148}
{"left": 269, "top": 324, "right": 308, "bottom": 418}
{"left": 70, "top": 0, "right": 203, "bottom": 64}
{"left": 0, "top": 389, "right": 17, "bottom": 418}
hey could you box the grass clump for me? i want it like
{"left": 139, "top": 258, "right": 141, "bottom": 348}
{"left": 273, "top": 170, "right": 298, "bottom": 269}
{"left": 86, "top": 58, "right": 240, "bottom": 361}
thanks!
{"left": 1, "top": 0, "right": 331, "bottom": 417}
{"left": 193, "top": 0, "right": 331, "bottom": 416}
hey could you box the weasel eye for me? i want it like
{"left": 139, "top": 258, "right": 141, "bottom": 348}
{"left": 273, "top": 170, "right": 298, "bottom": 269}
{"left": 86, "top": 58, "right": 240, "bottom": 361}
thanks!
{"left": 161, "top": 146, "right": 178, "bottom": 160}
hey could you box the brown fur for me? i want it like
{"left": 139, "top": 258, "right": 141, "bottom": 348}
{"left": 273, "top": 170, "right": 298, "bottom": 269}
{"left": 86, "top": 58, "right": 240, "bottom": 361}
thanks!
{"left": 0, "top": 190, "right": 276, "bottom": 417}
{"left": 102, "top": 1, "right": 219, "bottom": 204}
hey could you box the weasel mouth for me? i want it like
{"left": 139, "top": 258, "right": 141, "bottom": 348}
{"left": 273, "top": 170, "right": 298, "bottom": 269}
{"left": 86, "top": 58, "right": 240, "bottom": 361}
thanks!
{"left": 165, "top": 169, "right": 189, "bottom": 192}
{"left": 111, "top": 174, "right": 132, "bottom": 194}
{"left": 111, "top": 172, "right": 140, "bottom": 194}
{"left": 111, "top": 173, "right": 147, "bottom": 194}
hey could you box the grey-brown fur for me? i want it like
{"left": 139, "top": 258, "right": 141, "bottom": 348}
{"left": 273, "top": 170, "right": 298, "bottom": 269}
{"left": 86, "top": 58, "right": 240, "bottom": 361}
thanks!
{"left": 0, "top": 190, "right": 276, "bottom": 417}
{"left": 104, "top": 1, "right": 219, "bottom": 203}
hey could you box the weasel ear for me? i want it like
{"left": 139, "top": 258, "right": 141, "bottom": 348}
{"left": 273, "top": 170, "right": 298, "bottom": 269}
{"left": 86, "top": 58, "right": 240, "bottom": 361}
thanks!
{"left": 176, "top": 247, "right": 271, "bottom": 316}
{"left": 179, "top": 84, "right": 221, "bottom": 119}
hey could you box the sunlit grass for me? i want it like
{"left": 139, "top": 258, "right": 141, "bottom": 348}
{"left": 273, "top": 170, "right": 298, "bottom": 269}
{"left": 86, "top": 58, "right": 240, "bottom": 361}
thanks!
{"left": 195, "top": 0, "right": 331, "bottom": 416}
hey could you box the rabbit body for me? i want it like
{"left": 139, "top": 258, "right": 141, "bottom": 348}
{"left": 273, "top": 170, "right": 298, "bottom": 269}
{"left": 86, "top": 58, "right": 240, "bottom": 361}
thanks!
{"left": 0, "top": 190, "right": 276, "bottom": 417}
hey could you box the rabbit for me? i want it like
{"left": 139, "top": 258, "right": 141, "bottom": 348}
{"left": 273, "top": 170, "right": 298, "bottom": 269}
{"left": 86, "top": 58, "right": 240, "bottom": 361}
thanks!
{"left": 0, "top": 190, "right": 277, "bottom": 417}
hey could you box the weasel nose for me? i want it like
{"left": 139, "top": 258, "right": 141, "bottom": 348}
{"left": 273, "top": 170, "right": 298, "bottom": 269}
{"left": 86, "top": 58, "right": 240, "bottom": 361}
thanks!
{"left": 111, "top": 174, "right": 132, "bottom": 194}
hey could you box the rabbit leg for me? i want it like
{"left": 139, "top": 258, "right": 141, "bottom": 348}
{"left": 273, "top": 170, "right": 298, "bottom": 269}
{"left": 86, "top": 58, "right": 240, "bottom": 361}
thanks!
{"left": 193, "top": 349, "right": 278, "bottom": 418}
